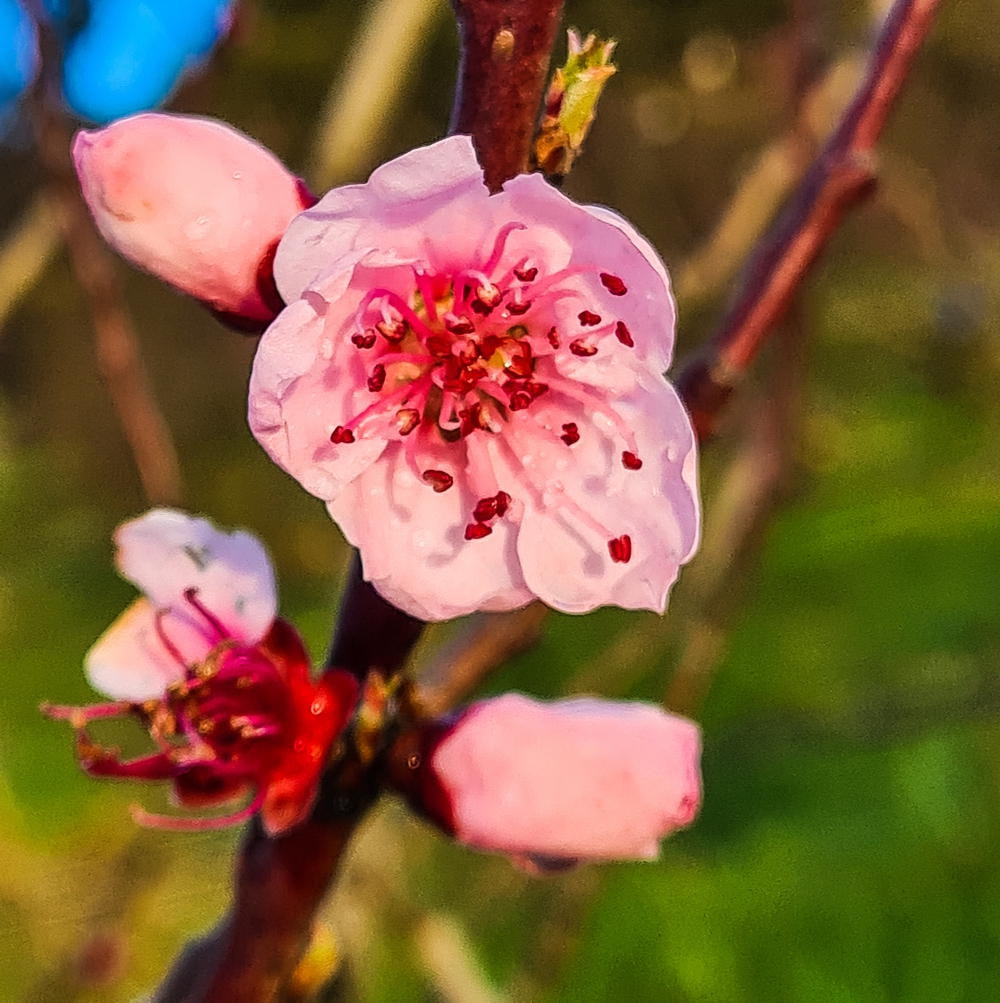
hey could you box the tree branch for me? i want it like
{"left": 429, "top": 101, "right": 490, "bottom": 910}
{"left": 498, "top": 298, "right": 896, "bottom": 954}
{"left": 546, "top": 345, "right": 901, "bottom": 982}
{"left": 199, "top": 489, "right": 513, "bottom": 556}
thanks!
{"left": 676, "top": 0, "right": 944, "bottom": 442}
{"left": 449, "top": 0, "right": 565, "bottom": 192}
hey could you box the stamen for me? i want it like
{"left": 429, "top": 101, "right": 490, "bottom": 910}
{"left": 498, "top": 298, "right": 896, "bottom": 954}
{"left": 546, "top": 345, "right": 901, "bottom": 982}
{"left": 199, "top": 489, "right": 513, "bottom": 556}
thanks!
{"left": 546, "top": 327, "right": 560, "bottom": 349}
{"left": 130, "top": 788, "right": 264, "bottom": 832}
{"left": 622, "top": 451, "right": 643, "bottom": 470}
{"left": 154, "top": 609, "right": 190, "bottom": 669}
{"left": 331, "top": 426, "right": 355, "bottom": 444}
{"left": 608, "top": 535, "right": 632, "bottom": 563}
{"left": 506, "top": 387, "right": 532, "bottom": 411}
{"left": 396, "top": 408, "right": 421, "bottom": 435}
{"left": 506, "top": 300, "right": 531, "bottom": 316}
{"left": 367, "top": 364, "right": 386, "bottom": 392}
{"left": 600, "top": 273, "right": 628, "bottom": 296}
{"left": 351, "top": 330, "right": 377, "bottom": 349}
{"left": 514, "top": 266, "right": 538, "bottom": 283}
{"left": 561, "top": 422, "right": 580, "bottom": 445}
{"left": 569, "top": 340, "right": 598, "bottom": 357}
{"left": 426, "top": 336, "right": 452, "bottom": 358}
{"left": 494, "top": 490, "right": 511, "bottom": 517}
{"left": 464, "top": 522, "right": 492, "bottom": 540}
{"left": 482, "top": 221, "right": 527, "bottom": 275}
{"left": 376, "top": 319, "right": 406, "bottom": 342}
{"left": 414, "top": 270, "right": 439, "bottom": 324}
{"left": 578, "top": 310, "right": 602, "bottom": 327}
{"left": 445, "top": 315, "right": 475, "bottom": 335}
{"left": 615, "top": 321, "right": 634, "bottom": 347}
{"left": 422, "top": 470, "right": 454, "bottom": 492}
{"left": 473, "top": 496, "right": 498, "bottom": 522}
{"left": 183, "top": 588, "right": 228, "bottom": 642}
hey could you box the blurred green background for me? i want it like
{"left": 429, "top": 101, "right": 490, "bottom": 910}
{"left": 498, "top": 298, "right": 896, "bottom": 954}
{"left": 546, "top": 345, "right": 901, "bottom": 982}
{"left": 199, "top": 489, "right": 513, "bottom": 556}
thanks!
{"left": 2, "top": 0, "right": 1000, "bottom": 999}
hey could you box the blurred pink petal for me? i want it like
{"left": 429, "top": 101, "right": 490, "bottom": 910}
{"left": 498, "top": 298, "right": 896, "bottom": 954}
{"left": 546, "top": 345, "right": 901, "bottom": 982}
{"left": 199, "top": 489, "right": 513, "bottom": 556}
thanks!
{"left": 430, "top": 693, "right": 701, "bottom": 861}
{"left": 73, "top": 112, "right": 312, "bottom": 326}
{"left": 250, "top": 134, "right": 700, "bottom": 620}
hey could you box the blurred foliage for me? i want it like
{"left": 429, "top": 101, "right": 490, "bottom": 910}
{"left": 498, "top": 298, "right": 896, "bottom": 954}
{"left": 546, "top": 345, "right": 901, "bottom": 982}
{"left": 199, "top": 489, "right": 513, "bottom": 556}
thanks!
{"left": 2, "top": 0, "right": 1000, "bottom": 999}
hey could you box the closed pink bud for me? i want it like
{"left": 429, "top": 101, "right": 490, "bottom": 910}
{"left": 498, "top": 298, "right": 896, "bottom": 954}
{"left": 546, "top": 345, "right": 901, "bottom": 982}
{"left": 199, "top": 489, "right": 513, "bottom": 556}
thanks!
{"left": 422, "top": 693, "right": 701, "bottom": 863}
{"left": 73, "top": 112, "right": 313, "bottom": 327}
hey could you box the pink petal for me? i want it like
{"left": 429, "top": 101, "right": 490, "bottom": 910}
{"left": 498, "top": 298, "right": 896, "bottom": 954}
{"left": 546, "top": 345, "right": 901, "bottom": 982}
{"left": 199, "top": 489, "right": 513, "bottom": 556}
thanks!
{"left": 274, "top": 135, "right": 490, "bottom": 303}
{"left": 432, "top": 694, "right": 702, "bottom": 860}
{"left": 494, "top": 380, "right": 699, "bottom": 614}
{"left": 86, "top": 598, "right": 208, "bottom": 700}
{"left": 114, "top": 508, "right": 277, "bottom": 645}
{"left": 327, "top": 437, "right": 535, "bottom": 621}
{"left": 73, "top": 112, "right": 310, "bottom": 324}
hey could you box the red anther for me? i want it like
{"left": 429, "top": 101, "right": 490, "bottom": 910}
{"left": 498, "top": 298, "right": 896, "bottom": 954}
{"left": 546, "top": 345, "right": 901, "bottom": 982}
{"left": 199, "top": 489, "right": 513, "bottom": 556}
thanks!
{"left": 465, "top": 522, "right": 493, "bottom": 540}
{"left": 473, "top": 496, "right": 498, "bottom": 522}
{"left": 376, "top": 319, "right": 406, "bottom": 341}
{"left": 508, "top": 390, "right": 532, "bottom": 411}
{"left": 494, "top": 490, "right": 511, "bottom": 517}
{"left": 615, "top": 321, "right": 634, "bottom": 347}
{"left": 570, "top": 340, "right": 598, "bottom": 357}
{"left": 506, "top": 300, "right": 532, "bottom": 316}
{"left": 504, "top": 342, "right": 533, "bottom": 378}
{"left": 525, "top": 380, "right": 548, "bottom": 399}
{"left": 479, "top": 334, "right": 501, "bottom": 359}
{"left": 422, "top": 469, "right": 454, "bottom": 492}
{"left": 352, "top": 330, "right": 377, "bottom": 349}
{"left": 459, "top": 402, "right": 486, "bottom": 437}
{"left": 546, "top": 327, "right": 560, "bottom": 349}
{"left": 426, "top": 335, "right": 452, "bottom": 358}
{"left": 396, "top": 408, "right": 420, "bottom": 435}
{"left": 622, "top": 451, "right": 643, "bottom": 470}
{"left": 600, "top": 273, "right": 628, "bottom": 296}
{"left": 330, "top": 426, "right": 355, "bottom": 444}
{"left": 514, "top": 266, "right": 538, "bottom": 282}
{"left": 471, "top": 299, "right": 495, "bottom": 316}
{"left": 445, "top": 316, "right": 475, "bottom": 335}
{"left": 476, "top": 283, "right": 502, "bottom": 308}
{"left": 560, "top": 422, "right": 580, "bottom": 445}
{"left": 457, "top": 341, "right": 479, "bottom": 366}
{"left": 608, "top": 534, "right": 632, "bottom": 563}
{"left": 367, "top": 364, "right": 386, "bottom": 392}
{"left": 578, "top": 310, "right": 602, "bottom": 327}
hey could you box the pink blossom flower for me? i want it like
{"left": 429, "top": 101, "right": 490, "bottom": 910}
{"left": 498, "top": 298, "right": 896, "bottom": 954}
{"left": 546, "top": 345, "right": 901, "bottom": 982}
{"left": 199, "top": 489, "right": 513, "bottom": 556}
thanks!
{"left": 44, "top": 509, "right": 358, "bottom": 835}
{"left": 249, "top": 135, "right": 700, "bottom": 620}
{"left": 396, "top": 693, "right": 701, "bottom": 864}
{"left": 73, "top": 113, "right": 313, "bottom": 328}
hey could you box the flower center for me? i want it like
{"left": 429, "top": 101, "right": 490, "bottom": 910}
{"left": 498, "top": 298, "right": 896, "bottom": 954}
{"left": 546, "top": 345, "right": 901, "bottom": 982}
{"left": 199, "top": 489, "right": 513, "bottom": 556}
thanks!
{"left": 328, "top": 222, "right": 643, "bottom": 561}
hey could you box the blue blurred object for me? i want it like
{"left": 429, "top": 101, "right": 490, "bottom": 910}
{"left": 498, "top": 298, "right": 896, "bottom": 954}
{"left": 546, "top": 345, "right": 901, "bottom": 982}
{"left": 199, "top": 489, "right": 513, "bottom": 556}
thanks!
{"left": 0, "top": 0, "right": 39, "bottom": 109}
{"left": 63, "top": 0, "right": 233, "bottom": 123}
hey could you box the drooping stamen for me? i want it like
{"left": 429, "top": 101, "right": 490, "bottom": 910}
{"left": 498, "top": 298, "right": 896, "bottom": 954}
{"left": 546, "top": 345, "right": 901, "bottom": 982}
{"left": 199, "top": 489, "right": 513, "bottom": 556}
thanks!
{"left": 464, "top": 522, "right": 492, "bottom": 540}
{"left": 376, "top": 319, "right": 406, "bottom": 342}
{"left": 357, "top": 288, "right": 436, "bottom": 342}
{"left": 615, "top": 321, "right": 634, "bottom": 347}
{"left": 569, "top": 340, "right": 598, "bottom": 357}
{"left": 130, "top": 788, "right": 265, "bottom": 832}
{"left": 482, "top": 221, "right": 527, "bottom": 275}
{"left": 622, "top": 451, "right": 643, "bottom": 470}
{"left": 608, "top": 535, "right": 632, "bottom": 563}
{"left": 560, "top": 422, "right": 580, "bottom": 445}
{"left": 422, "top": 470, "right": 454, "bottom": 492}
{"left": 368, "top": 364, "right": 386, "bottom": 392}
{"left": 343, "top": 374, "right": 434, "bottom": 434}
{"left": 600, "top": 273, "right": 628, "bottom": 296}
{"left": 183, "top": 588, "right": 228, "bottom": 642}
{"left": 331, "top": 426, "right": 355, "bottom": 444}
{"left": 578, "top": 310, "right": 602, "bottom": 327}
{"left": 154, "top": 609, "right": 190, "bottom": 668}
{"left": 396, "top": 408, "right": 421, "bottom": 436}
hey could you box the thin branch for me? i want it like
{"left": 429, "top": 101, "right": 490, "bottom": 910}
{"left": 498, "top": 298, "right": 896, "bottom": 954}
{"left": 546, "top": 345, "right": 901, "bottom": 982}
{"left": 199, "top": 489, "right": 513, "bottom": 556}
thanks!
{"left": 0, "top": 194, "right": 61, "bottom": 333}
{"left": 676, "top": 0, "right": 944, "bottom": 442}
{"left": 449, "top": 0, "right": 565, "bottom": 192}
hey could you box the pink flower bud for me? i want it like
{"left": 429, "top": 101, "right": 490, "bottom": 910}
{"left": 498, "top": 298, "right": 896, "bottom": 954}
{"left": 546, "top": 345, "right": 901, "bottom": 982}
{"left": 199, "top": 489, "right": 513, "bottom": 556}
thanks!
{"left": 409, "top": 693, "right": 701, "bottom": 863}
{"left": 73, "top": 112, "right": 313, "bottom": 327}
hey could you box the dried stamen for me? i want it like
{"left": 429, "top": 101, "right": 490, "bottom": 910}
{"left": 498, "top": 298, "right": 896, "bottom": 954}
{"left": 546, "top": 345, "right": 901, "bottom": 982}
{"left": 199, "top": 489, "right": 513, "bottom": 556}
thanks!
{"left": 367, "top": 364, "right": 386, "bottom": 392}
{"left": 396, "top": 408, "right": 420, "bottom": 436}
